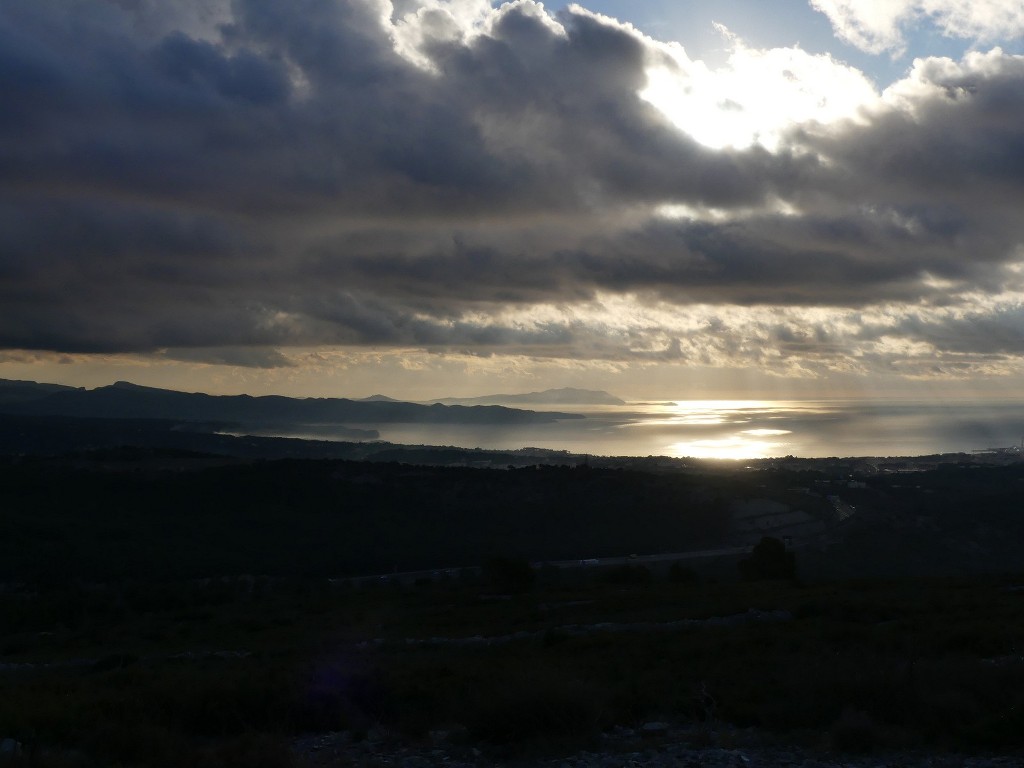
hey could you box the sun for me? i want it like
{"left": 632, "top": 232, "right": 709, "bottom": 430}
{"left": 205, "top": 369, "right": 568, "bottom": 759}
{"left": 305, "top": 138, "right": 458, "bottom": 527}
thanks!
{"left": 641, "top": 65, "right": 763, "bottom": 150}
{"left": 639, "top": 35, "right": 878, "bottom": 151}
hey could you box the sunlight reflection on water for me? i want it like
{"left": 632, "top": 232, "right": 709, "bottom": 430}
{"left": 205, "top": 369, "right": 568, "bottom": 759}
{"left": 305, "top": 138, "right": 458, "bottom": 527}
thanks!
{"left": 667, "top": 436, "right": 781, "bottom": 460}
{"left": 261, "top": 399, "right": 1024, "bottom": 460}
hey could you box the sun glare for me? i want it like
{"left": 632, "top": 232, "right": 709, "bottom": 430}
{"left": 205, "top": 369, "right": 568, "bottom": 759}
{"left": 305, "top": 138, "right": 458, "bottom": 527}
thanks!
{"left": 639, "top": 400, "right": 811, "bottom": 458}
{"left": 640, "top": 38, "right": 877, "bottom": 151}
{"left": 629, "top": 400, "right": 768, "bottom": 426}
{"left": 642, "top": 66, "right": 762, "bottom": 150}
{"left": 669, "top": 436, "right": 781, "bottom": 460}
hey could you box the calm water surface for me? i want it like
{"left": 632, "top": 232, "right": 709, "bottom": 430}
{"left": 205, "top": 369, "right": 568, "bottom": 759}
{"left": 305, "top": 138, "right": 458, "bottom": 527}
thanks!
{"left": 284, "top": 399, "right": 1024, "bottom": 460}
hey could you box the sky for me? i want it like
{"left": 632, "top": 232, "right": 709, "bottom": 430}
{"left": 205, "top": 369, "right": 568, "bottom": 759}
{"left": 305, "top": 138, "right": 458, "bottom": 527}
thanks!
{"left": 2, "top": 0, "right": 1024, "bottom": 401}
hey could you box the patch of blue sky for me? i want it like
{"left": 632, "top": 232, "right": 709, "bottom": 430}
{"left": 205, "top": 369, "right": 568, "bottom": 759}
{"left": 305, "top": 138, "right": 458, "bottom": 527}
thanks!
{"left": 542, "top": 0, "right": 1024, "bottom": 87}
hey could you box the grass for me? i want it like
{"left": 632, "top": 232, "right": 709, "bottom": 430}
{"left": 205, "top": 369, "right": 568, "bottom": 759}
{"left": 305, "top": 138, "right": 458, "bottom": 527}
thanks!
{"left": 3, "top": 571, "right": 1024, "bottom": 764}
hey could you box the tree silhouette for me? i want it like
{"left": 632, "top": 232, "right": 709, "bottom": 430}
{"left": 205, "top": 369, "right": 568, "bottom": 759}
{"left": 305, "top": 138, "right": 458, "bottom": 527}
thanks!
{"left": 738, "top": 536, "right": 796, "bottom": 581}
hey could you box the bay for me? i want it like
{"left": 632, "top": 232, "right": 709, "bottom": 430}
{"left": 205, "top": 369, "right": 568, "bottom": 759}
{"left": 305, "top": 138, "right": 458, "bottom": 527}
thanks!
{"left": 271, "top": 399, "right": 1024, "bottom": 460}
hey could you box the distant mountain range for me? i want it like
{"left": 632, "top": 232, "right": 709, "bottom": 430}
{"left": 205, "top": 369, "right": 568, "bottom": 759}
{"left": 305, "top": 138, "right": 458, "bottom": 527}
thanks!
{"left": 428, "top": 387, "right": 625, "bottom": 406}
{"left": 0, "top": 378, "right": 80, "bottom": 404}
{"left": 0, "top": 379, "right": 583, "bottom": 429}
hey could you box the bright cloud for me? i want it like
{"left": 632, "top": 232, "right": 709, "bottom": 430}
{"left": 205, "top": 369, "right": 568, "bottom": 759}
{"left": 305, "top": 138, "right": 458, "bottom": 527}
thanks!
{"left": 641, "top": 27, "right": 878, "bottom": 150}
{"left": 811, "top": 0, "right": 1024, "bottom": 54}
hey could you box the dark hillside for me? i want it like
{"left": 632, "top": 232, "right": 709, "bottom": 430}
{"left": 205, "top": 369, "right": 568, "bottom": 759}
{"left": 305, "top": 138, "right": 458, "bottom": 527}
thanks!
{"left": 0, "top": 378, "right": 80, "bottom": 404}
{"left": 0, "top": 459, "right": 728, "bottom": 583}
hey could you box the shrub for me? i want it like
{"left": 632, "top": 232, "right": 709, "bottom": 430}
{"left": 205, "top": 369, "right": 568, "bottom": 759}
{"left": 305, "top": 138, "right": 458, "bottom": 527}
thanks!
{"left": 738, "top": 537, "right": 796, "bottom": 581}
{"left": 602, "top": 564, "right": 652, "bottom": 586}
{"left": 467, "top": 678, "right": 603, "bottom": 745}
{"left": 481, "top": 557, "right": 536, "bottom": 594}
{"left": 829, "top": 708, "right": 880, "bottom": 753}
{"left": 195, "top": 734, "right": 294, "bottom": 768}
{"left": 669, "top": 563, "right": 700, "bottom": 584}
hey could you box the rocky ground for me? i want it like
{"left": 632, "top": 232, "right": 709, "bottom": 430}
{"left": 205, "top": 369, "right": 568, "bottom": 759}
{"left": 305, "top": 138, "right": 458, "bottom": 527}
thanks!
{"left": 291, "top": 725, "right": 1024, "bottom": 768}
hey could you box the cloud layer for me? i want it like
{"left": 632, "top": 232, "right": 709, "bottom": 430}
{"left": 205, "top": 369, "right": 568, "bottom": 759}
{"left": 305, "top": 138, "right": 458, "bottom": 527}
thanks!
{"left": 1, "top": 0, "right": 1024, "bottom": 381}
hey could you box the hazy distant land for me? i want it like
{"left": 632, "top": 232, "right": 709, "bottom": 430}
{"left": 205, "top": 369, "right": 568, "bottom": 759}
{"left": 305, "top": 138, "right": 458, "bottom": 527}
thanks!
{"left": 0, "top": 378, "right": 583, "bottom": 432}
{"left": 427, "top": 387, "right": 626, "bottom": 406}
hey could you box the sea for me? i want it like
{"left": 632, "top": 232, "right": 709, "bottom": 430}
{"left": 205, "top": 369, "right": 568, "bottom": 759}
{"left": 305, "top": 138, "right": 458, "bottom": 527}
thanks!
{"left": 279, "top": 399, "right": 1024, "bottom": 460}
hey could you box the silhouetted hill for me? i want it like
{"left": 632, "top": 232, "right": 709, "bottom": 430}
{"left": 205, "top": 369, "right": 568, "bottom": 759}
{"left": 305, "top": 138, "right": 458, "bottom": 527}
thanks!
{"left": 0, "top": 378, "right": 81, "bottom": 404}
{"left": 431, "top": 387, "right": 625, "bottom": 406}
{"left": 0, "top": 380, "right": 583, "bottom": 427}
{"left": 0, "top": 414, "right": 382, "bottom": 456}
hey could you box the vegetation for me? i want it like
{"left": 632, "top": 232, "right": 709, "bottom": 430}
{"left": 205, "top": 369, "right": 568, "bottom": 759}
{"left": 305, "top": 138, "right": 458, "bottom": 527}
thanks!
{"left": 739, "top": 537, "right": 797, "bottom": 581}
{"left": 481, "top": 556, "right": 537, "bottom": 593}
{"left": 4, "top": 568, "right": 1024, "bottom": 764}
{"left": 5, "top": 451, "right": 1024, "bottom": 763}
{"left": 0, "top": 458, "right": 730, "bottom": 582}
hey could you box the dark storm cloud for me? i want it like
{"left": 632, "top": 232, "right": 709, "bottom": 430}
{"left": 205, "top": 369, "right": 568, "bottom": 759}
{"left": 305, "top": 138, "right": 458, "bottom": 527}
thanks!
{"left": 296, "top": 204, "right": 999, "bottom": 310}
{"left": 800, "top": 54, "right": 1024, "bottom": 212}
{"left": 1, "top": 0, "right": 790, "bottom": 219}
{"left": 1, "top": 0, "right": 1023, "bottom": 364}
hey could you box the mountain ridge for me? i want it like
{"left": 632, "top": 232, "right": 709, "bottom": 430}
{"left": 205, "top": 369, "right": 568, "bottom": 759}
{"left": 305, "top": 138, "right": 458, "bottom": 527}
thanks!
{"left": 0, "top": 379, "right": 584, "bottom": 427}
{"left": 0, "top": 378, "right": 82, "bottom": 405}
